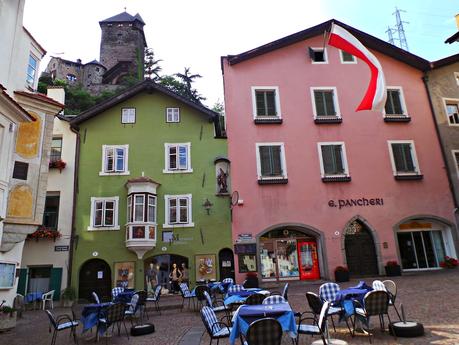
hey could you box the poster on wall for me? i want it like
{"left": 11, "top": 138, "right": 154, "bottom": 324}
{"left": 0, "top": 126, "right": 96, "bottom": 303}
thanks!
{"left": 0, "top": 263, "right": 16, "bottom": 288}
{"left": 114, "top": 262, "right": 135, "bottom": 288}
{"left": 195, "top": 254, "right": 216, "bottom": 281}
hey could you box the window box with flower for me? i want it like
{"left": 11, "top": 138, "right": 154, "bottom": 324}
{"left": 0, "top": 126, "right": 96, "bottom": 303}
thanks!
{"left": 49, "top": 159, "right": 66, "bottom": 172}
{"left": 385, "top": 260, "right": 402, "bottom": 276}
{"left": 440, "top": 256, "right": 458, "bottom": 269}
{"left": 26, "top": 226, "right": 61, "bottom": 241}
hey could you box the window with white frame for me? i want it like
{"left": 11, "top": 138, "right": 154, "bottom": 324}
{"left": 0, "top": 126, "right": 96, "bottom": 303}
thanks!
{"left": 251, "top": 87, "right": 281, "bottom": 119}
{"left": 164, "top": 143, "right": 192, "bottom": 173}
{"left": 121, "top": 108, "right": 136, "bottom": 124}
{"left": 26, "top": 54, "right": 38, "bottom": 87}
{"left": 384, "top": 88, "right": 408, "bottom": 116}
{"left": 311, "top": 87, "right": 340, "bottom": 118}
{"left": 126, "top": 193, "right": 156, "bottom": 223}
{"left": 452, "top": 151, "right": 459, "bottom": 179}
{"left": 100, "top": 145, "right": 129, "bottom": 175}
{"left": 164, "top": 194, "right": 194, "bottom": 228}
{"left": 166, "top": 108, "right": 180, "bottom": 123}
{"left": 309, "top": 47, "right": 328, "bottom": 63}
{"left": 318, "top": 142, "right": 349, "bottom": 178}
{"left": 445, "top": 100, "right": 459, "bottom": 125}
{"left": 256, "top": 143, "right": 287, "bottom": 181}
{"left": 388, "top": 141, "right": 421, "bottom": 176}
{"left": 89, "top": 197, "right": 119, "bottom": 230}
{"left": 340, "top": 50, "right": 356, "bottom": 64}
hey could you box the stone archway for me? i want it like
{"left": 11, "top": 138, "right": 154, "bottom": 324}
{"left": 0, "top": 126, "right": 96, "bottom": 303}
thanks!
{"left": 78, "top": 258, "right": 112, "bottom": 300}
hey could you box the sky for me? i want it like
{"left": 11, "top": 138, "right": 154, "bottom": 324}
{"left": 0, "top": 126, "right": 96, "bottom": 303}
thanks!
{"left": 23, "top": 0, "right": 458, "bottom": 108}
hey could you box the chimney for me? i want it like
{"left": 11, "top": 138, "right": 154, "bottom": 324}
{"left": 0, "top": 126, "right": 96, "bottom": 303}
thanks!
{"left": 46, "top": 86, "right": 65, "bottom": 107}
{"left": 456, "top": 14, "right": 459, "bottom": 29}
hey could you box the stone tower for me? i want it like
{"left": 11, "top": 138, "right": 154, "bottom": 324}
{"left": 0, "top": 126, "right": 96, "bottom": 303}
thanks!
{"left": 99, "top": 11, "right": 147, "bottom": 83}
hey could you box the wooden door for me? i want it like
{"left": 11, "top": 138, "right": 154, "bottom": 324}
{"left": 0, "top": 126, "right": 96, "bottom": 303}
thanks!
{"left": 78, "top": 259, "right": 111, "bottom": 301}
{"left": 345, "top": 222, "right": 378, "bottom": 276}
{"left": 218, "top": 248, "right": 235, "bottom": 281}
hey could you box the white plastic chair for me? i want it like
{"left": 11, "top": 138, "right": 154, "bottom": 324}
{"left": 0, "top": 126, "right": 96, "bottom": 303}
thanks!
{"left": 42, "top": 290, "right": 55, "bottom": 310}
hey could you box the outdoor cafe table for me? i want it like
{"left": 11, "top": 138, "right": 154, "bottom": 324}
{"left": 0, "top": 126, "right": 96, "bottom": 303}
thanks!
{"left": 25, "top": 291, "right": 43, "bottom": 303}
{"left": 113, "top": 290, "right": 135, "bottom": 303}
{"left": 224, "top": 288, "right": 270, "bottom": 306}
{"left": 334, "top": 282, "right": 373, "bottom": 318}
{"left": 80, "top": 302, "right": 113, "bottom": 333}
{"left": 229, "top": 303, "right": 297, "bottom": 345}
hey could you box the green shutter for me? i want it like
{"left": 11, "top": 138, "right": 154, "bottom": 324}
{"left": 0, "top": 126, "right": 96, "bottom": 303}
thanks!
{"left": 270, "top": 146, "right": 282, "bottom": 176}
{"left": 255, "top": 92, "right": 266, "bottom": 116}
{"left": 403, "top": 144, "right": 415, "bottom": 171}
{"left": 50, "top": 267, "right": 63, "bottom": 300}
{"left": 265, "top": 91, "right": 276, "bottom": 115}
{"left": 334, "top": 145, "right": 344, "bottom": 173}
{"left": 324, "top": 91, "right": 336, "bottom": 115}
{"left": 393, "top": 143, "right": 414, "bottom": 172}
{"left": 259, "top": 146, "right": 271, "bottom": 176}
{"left": 17, "top": 268, "right": 28, "bottom": 295}
{"left": 385, "top": 90, "right": 403, "bottom": 115}
{"left": 321, "top": 145, "right": 335, "bottom": 174}
{"left": 314, "top": 91, "right": 325, "bottom": 116}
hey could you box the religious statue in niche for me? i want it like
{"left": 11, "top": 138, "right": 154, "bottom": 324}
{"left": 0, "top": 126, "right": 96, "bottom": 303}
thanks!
{"left": 217, "top": 167, "right": 228, "bottom": 194}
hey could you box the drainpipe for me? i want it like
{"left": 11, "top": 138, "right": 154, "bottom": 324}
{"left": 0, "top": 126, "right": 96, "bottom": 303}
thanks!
{"left": 67, "top": 124, "right": 80, "bottom": 288}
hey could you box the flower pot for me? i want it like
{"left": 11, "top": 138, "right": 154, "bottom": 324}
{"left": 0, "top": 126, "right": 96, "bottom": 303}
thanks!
{"left": 385, "top": 265, "right": 402, "bottom": 277}
{"left": 244, "top": 276, "right": 259, "bottom": 288}
{"left": 334, "top": 270, "right": 349, "bottom": 283}
{"left": 0, "top": 312, "right": 17, "bottom": 331}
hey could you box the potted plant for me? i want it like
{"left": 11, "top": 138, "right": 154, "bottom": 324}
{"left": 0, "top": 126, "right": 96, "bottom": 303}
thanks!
{"left": 0, "top": 305, "right": 17, "bottom": 331}
{"left": 26, "top": 226, "right": 61, "bottom": 241}
{"left": 61, "top": 287, "right": 76, "bottom": 307}
{"left": 334, "top": 266, "right": 349, "bottom": 283}
{"left": 385, "top": 260, "right": 402, "bottom": 276}
{"left": 244, "top": 272, "right": 259, "bottom": 288}
{"left": 49, "top": 159, "right": 66, "bottom": 172}
{"left": 440, "top": 256, "right": 458, "bottom": 269}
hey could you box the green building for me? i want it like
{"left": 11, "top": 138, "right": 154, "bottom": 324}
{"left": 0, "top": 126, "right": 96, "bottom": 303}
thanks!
{"left": 69, "top": 81, "right": 233, "bottom": 299}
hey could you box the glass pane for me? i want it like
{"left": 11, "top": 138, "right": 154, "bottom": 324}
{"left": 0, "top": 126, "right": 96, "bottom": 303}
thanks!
{"left": 270, "top": 146, "right": 282, "bottom": 176}
{"left": 105, "top": 148, "right": 114, "bottom": 171}
{"left": 127, "top": 196, "right": 132, "bottom": 222}
{"left": 265, "top": 91, "right": 276, "bottom": 115}
{"left": 321, "top": 145, "right": 335, "bottom": 174}
{"left": 413, "top": 232, "right": 427, "bottom": 268}
{"left": 431, "top": 231, "right": 446, "bottom": 264}
{"left": 169, "top": 199, "right": 177, "bottom": 223}
{"left": 323, "top": 91, "right": 335, "bottom": 115}
{"left": 148, "top": 196, "right": 155, "bottom": 223}
{"left": 105, "top": 208, "right": 114, "bottom": 226}
{"left": 422, "top": 231, "right": 437, "bottom": 268}
{"left": 314, "top": 91, "right": 325, "bottom": 116}
{"left": 397, "top": 232, "right": 417, "bottom": 269}
{"left": 179, "top": 198, "right": 188, "bottom": 223}
{"left": 116, "top": 148, "right": 125, "bottom": 171}
{"left": 132, "top": 226, "right": 145, "bottom": 239}
{"left": 178, "top": 146, "right": 187, "bottom": 169}
{"left": 276, "top": 240, "right": 299, "bottom": 277}
{"left": 260, "top": 241, "right": 276, "bottom": 278}
{"left": 134, "top": 195, "right": 144, "bottom": 222}
{"left": 392, "top": 144, "right": 414, "bottom": 172}
{"left": 169, "top": 147, "right": 177, "bottom": 169}
{"left": 255, "top": 91, "right": 267, "bottom": 116}
{"left": 259, "top": 146, "right": 271, "bottom": 176}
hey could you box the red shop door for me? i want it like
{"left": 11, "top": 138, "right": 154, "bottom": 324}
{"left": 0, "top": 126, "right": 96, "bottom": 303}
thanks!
{"left": 297, "top": 241, "right": 320, "bottom": 280}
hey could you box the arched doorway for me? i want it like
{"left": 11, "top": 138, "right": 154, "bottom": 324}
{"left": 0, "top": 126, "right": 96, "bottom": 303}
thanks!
{"left": 258, "top": 226, "right": 322, "bottom": 281}
{"left": 219, "top": 248, "right": 235, "bottom": 281}
{"left": 79, "top": 259, "right": 111, "bottom": 300}
{"left": 344, "top": 219, "right": 378, "bottom": 276}
{"left": 144, "top": 254, "right": 188, "bottom": 291}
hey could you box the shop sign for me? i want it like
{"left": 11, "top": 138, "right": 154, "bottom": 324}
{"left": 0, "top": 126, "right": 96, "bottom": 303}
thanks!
{"left": 399, "top": 221, "right": 432, "bottom": 230}
{"left": 54, "top": 245, "right": 69, "bottom": 252}
{"left": 237, "top": 233, "right": 253, "bottom": 242}
{"left": 328, "top": 197, "right": 384, "bottom": 209}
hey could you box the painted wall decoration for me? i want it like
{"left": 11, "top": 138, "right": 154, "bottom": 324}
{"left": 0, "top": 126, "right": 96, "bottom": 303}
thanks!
{"left": 195, "top": 254, "right": 216, "bottom": 281}
{"left": 15, "top": 111, "right": 41, "bottom": 158}
{"left": 7, "top": 184, "right": 33, "bottom": 218}
{"left": 114, "top": 262, "right": 135, "bottom": 288}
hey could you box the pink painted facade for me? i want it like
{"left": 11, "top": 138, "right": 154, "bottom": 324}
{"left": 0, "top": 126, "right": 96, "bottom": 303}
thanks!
{"left": 222, "top": 21, "right": 458, "bottom": 283}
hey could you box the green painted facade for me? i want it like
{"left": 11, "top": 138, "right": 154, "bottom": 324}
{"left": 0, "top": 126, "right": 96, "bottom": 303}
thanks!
{"left": 71, "top": 88, "right": 231, "bottom": 297}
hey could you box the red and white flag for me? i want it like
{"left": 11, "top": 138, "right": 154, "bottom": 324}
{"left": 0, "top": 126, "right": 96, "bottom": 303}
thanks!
{"left": 328, "top": 23, "right": 386, "bottom": 112}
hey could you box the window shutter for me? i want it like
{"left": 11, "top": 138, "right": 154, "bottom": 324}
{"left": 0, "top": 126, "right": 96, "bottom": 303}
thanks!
{"left": 255, "top": 92, "right": 266, "bottom": 116}
{"left": 321, "top": 145, "right": 335, "bottom": 175}
{"left": 50, "top": 268, "right": 63, "bottom": 300}
{"left": 16, "top": 268, "right": 28, "bottom": 295}
{"left": 403, "top": 144, "right": 415, "bottom": 171}
{"left": 392, "top": 143, "right": 414, "bottom": 172}
{"left": 314, "top": 91, "right": 325, "bottom": 116}
{"left": 169, "top": 146, "right": 177, "bottom": 170}
{"left": 265, "top": 91, "right": 276, "bottom": 115}
{"left": 334, "top": 145, "right": 344, "bottom": 173}
{"left": 259, "top": 146, "right": 271, "bottom": 176}
{"left": 324, "top": 91, "right": 336, "bottom": 115}
{"left": 392, "top": 90, "right": 403, "bottom": 114}
{"left": 308, "top": 47, "right": 315, "bottom": 60}
{"left": 271, "top": 146, "right": 282, "bottom": 175}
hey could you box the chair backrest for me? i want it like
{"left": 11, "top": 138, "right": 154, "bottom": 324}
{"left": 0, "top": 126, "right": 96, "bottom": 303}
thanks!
{"left": 179, "top": 283, "right": 192, "bottom": 297}
{"left": 227, "top": 284, "right": 244, "bottom": 293}
{"left": 112, "top": 287, "right": 124, "bottom": 299}
{"left": 382, "top": 280, "right": 397, "bottom": 301}
{"left": 246, "top": 318, "right": 282, "bottom": 345}
{"left": 154, "top": 284, "right": 162, "bottom": 300}
{"left": 245, "top": 293, "right": 265, "bottom": 305}
{"left": 319, "top": 283, "right": 340, "bottom": 302}
{"left": 222, "top": 278, "right": 234, "bottom": 284}
{"left": 306, "top": 292, "right": 323, "bottom": 315}
{"left": 372, "top": 280, "right": 386, "bottom": 291}
{"left": 13, "top": 294, "right": 25, "bottom": 315}
{"left": 363, "top": 290, "right": 389, "bottom": 316}
{"left": 262, "top": 295, "right": 286, "bottom": 305}
{"left": 43, "top": 290, "right": 55, "bottom": 300}
{"left": 195, "top": 285, "right": 211, "bottom": 301}
{"left": 45, "top": 310, "right": 58, "bottom": 330}
{"left": 92, "top": 291, "right": 100, "bottom": 304}
{"left": 282, "top": 283, "right": 289, "bottom": 301}
{"left": 106, "top": 303, "right": 126, "bottom": 323}
{"left": 200, "top": 306, "right": 220, "bottom": 335}
{"left": 136, "top": 290, "right": 147, "bottom": 306}
{"left": 203, "top": 291, "right": 213, "bottom": 307}
{"left": 128, "top": 293, "right": 139, "bottom": 313}
{"left": 317, "top": 301, "right": 330, "bottom": 333}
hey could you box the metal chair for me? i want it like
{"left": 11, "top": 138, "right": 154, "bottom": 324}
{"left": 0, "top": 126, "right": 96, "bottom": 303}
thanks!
{"left": 45, "top": 309, "right": 79, "bottom": 345}
{"left": 227, "top": 284, "right": 244, "bottom": 294}
{"left": 382, "top": 280, "right": 402, "bottom": 320}
{"left": 372, "top": 280, "right": 386, "bottom": 291}
{"left": 262, "top": 295, "right": 287, "bottom": 304}
{"left": 42, "top": 290, "right": 55, "bottom": 310}
{"left": 124, "top": 293, "right": 139, "bottom": 325}
{"left": 179, "top": 283, "right": 195, "bottom": 310}
{"left": 245, "top": 293, "right": 265, "bottom": 305}
{"left": 201, "top": 305, "right": 232, "bottom": 345}
{"left": 98, "top": 303, "right": 129, "bottom": 344}
{"left": 203, "top": 291, "right": 230, "bottom": 317}
{"left": 111, "top": 287, "right": 124, "bottom": 301}
{"left": 318, "top": 283, "right": 341, "bottom": 331}
{"left": 91, "top": 291, "right": 101, "bottom": 304}
{"left": 195, "top": 285, "right": 211, "bottom": 310}
{"left": 244, "top": 318, "right": 282, "bottom": 345}
{"left": 271, "top": 283, "right": 289, "bottom": 301}
{"left": 146, "top": 284, "right": 162, "bottom": 314}
{"left": 296, "top": 301, "right": 330, "bottom": 345}
{"left": 135, "top": 290, "right": 149, "bottom": 321}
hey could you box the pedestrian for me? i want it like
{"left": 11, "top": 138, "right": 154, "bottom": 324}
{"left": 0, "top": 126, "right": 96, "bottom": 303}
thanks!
{"left": 169, "top": 263, "right": 182, "bottom": 294}
{"left": 180, "top": 262, "right": 189, "bottom": 286}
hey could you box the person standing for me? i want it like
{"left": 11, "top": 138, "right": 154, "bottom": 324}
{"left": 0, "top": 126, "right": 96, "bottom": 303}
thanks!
{"left": 180, "top": 263, "right": 189, "bottom": 286}
{"left": 169, "top": 263, "right": 182, "bottom": 294}
{"left": 145, "top": 262, "right": 158, "bottom": 295}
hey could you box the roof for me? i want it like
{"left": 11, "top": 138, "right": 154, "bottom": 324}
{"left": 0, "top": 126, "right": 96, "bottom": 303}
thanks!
{"left": 430, "top": 53, "right": 459, "bottom": 69}
{"left": 126, "top": 176, "right": 161, "bottom": 186}
{"left": 51, "top": 56, "right": 82, "bottom": 66}
{"left": 445, "top": 31, "right": 459, "bottom": 44}
{"left": 100, "top": 11, "right": 145, "bottom": 25}
{"left": 70, "top": 79, "right": 218, "bottom": 126}
{"left": 0, "top": 84, "right": 35, "bottom": 121}
{"left": 85, "top": 59, "right": 105, "bottom": 67}
{"left": 23, "top": 26, "right": 46, "bottom": 56}
{"left": 222, "top": 19, "right": 430, "bottom": 71}
{"left": 14, "top": 91, "right": 65, "bottom": 108}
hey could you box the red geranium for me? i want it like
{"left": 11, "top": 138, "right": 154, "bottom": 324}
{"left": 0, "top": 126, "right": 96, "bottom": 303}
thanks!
{"left": 440, "top": 256, "right": 458, "bottom": 269}
{"left": 27, "top": 226, "right": 61, "bottom": 241}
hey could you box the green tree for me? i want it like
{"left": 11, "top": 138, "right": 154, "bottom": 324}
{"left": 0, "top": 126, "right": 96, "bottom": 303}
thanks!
{"left": 144, "top": 48, "right": 163, "bottom": 81}
{"left": 175, "top": 67, "right": 206, "bottom": 103}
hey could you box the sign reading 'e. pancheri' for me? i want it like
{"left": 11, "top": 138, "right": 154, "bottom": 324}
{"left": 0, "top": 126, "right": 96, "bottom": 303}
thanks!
{"left": 328, "top": 197, "right": 384, "bottom": 209}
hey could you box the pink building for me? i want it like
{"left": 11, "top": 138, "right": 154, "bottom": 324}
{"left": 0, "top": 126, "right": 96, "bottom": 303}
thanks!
{"left": 222, "top": 20, "right": 458, "bottom": 283}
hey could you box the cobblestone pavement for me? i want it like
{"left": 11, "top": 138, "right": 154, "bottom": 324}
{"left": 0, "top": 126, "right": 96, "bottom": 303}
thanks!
{"left": 1, "top": 270, "right": 459, "bottom": 345}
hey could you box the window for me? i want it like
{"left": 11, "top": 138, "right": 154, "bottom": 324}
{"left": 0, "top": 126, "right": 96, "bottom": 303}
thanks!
{"left": 88, "top": 197, "right": 119, "bottom": 230}
{"left": 164, "top": 194, "right": 194, "bottom": 228}
{"left": 12, "top": 161, "right": 29, "bottom": 180}
{"left": 251, "top": 87, "right": 282, "bottom": 122}
{"left": 309, "top": 47, "right": 328, "bottom": 63}
{"left": 256, "top": 143, "right": 287, "bottom": 183}
{"left": 452, "top": 151, "right": 459, "bottom": 179}
{"left": 26, "top": 54, "right": 37, "bottom": 86}
{"left": 445, "top": 101, "right": 459, "bottom": 125}
{"left": 164, "top": 143, "right": 192, "bottom": 173}
{"left": 384, "top": 88, "right": 408, "bottom": 117}
{"left": 100, "top": 145, "right": 129, "bottom": 175}
{"left": 311, "top": 87, "right": 341, "bottom": 122}
{"left": 121, "top": 108, "right": 136, "bottom": 124}
{"left": 126, "top": 193, "right": 156, "bottom": 223}
{"left": 318, "top": 142, "right": 350, "bottom": 182}
{"left": 50, "top": 137, "right": 62, "bottom": 162}
{"left": 66, "top": 74, "right": 77, "bottom": 82}
{"left": 43, "top": 194, "right": 60, "bottom": 230}
{"left": 388, "top": 140, "right": 422, "bottom": 179}
{"left": 166, "top": 108, "right": 180, "bottom": 123}
{"left": 340, "top": 50, "right": 356, "bottom": 64}
{"left": 148, "top": 195, "right": 156, "bottom": 223}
